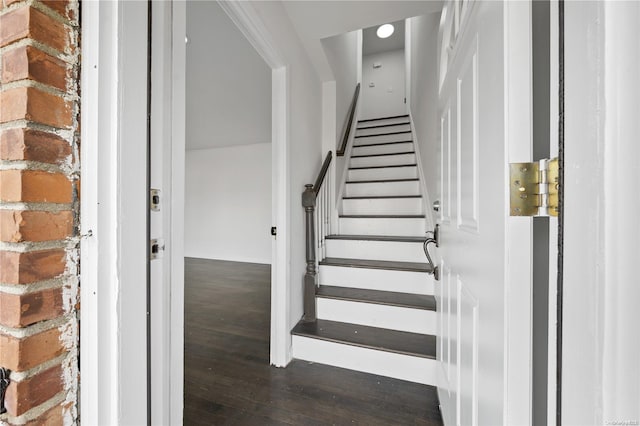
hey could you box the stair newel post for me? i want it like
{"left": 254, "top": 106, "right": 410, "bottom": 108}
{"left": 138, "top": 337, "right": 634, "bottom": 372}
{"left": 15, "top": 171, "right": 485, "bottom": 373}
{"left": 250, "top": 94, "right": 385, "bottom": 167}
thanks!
{"left": 302, "top": 184, "right": 318, "bottom": 321}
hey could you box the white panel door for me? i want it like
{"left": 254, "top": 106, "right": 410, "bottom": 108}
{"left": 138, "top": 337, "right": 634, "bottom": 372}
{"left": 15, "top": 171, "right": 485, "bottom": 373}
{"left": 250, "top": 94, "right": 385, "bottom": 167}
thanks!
{"left": 436, "top": 2, "right": 533, "bottom": 426}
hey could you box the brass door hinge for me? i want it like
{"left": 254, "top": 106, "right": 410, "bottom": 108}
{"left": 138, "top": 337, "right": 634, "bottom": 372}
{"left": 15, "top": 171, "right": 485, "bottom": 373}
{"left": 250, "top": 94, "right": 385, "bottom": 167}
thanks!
{"left": 510, "top": 158, "right": 559, "bottom": 217}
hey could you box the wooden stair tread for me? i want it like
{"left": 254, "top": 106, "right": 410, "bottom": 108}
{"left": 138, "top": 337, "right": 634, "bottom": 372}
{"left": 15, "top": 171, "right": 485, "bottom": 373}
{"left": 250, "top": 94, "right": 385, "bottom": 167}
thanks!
{"left": 342, "top": 195, "right": 422, "bottom": 199}
{"left": 351, "top": 151, "right": 415, "bottom": 158}
{"left": 340, "top": 215, "right": 425, "bottom": 219}
{"left": 349, "top": 164, "right": 417, "bottom": 170}
{"left": 358, "top": 114, "right": 409, "bottom": 123}
{"left": 320, "top": 257, "right": 432, "bottom": 273}
{"left": 356, "top": 122, "right": 410, "bottom": 130}
{"left": 355, "top": 131, "right": 412, "bottom": 139}
{"left": 292, "top": 319, "right": 436, "bottom": 359}
{"left": 317, "top": 285, "right": 436, "bottom": 311}
{"left": 353, "top": 140, "right": 413, "bottom": 148}
{"left": 326, "top": 235, "right": 426, "bottom": 243}
{"left": 346, "top": 178, "right": 418, "bottom": 184}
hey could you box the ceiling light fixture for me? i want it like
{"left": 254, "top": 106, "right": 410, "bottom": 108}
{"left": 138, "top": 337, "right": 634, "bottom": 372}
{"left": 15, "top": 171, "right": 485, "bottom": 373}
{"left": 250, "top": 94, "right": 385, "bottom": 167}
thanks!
{"left": 376, "top": 24, "right": 395, "bottom": 39}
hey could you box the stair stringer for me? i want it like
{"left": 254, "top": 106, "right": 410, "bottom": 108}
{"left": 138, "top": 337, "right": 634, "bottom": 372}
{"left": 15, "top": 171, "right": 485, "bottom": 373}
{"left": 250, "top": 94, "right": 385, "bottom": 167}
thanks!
{"left": 334, "top": 96, "right": 362, "bottom": 233}
{"left": 407, "top": 107, "right": 436, "bottom": 232}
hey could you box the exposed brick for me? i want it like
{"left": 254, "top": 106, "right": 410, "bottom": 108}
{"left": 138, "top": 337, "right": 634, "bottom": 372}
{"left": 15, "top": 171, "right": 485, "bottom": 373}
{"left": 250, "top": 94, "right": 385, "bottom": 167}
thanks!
{"left": 0, "top": 327, "right": 64, "bottom": 371}
{"left": 41, "top": 0, "right": 75, "bottom": 22}
{"left": 0, "top": 249, "right": 66, "bottom": 284}
{"left": 0, "top": 210, "right": 73, "bottom": 242}
{"left": 5, "top": 404, "right": 64, "bottom": 426}
{"left": 0, "top": 128, "right": 72, "bottom": 164}
{"left": 0, "top": 288, "right": 64, "bottom": 327}
{"left": 0, "top": 170, "right": 73, "bottom": 203}
{"left": 4, "top": 364, "right": 63, "bottom": 416}
{"left": 0, "top": 87, "right": 72, "bottom": 128}
{"left": 1, "top": 45, "right": 68, "bottom": 90}
{"left": 0, "top": 6, "right": 69, "bottom": 52}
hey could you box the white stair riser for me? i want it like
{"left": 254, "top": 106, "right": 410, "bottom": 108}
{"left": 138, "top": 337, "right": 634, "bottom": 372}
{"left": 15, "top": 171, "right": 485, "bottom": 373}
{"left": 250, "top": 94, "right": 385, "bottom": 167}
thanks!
{"left": 358, "top": 116, "right": 409, "bottom": 127}
{"left": 342, "top": 197, "right": 423, "bottom": 215}
{"left": 319, "top": 264, "right": 434, "bottom": 294}
{"left": 339, "top": 217, "right": 426, "bottom": 236}
{"left": 344, "top": 180, "right": 419, "bottom": 197}
{"left": 292, "top": 336, "right": 438, "bottom": 385}
{"left": 350, "top": 153, "right": 416, "bottom": 168}
{"left": 348, "top": 166, "right": 417, "bottom": 181}
{"left": 317, "top": 298, "right": 436, "bottom": 334}
{"left": 325, "top": 239, "right": 426, "bottom": 263}
{"left": 354, "top": 132, "right": 412, "bottom": 145}
{"left": 352, "top": 142, "right": 414, "bottom": 156}
{"left": 355, "top": 123, "right": 411, "bottom": 137}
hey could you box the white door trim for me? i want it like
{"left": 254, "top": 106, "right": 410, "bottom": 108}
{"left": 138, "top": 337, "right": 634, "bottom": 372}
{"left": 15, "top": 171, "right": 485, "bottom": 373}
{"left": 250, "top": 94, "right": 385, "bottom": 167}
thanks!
{"left": 80, "top": 1, "right": 149, "bottom": 424}
{"left": 563, "top": 2, "right": 640, "bottom": 424}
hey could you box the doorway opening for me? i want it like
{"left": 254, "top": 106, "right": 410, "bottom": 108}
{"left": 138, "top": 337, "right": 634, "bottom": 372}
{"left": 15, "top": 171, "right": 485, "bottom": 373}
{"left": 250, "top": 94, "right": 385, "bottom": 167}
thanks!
{"left": 181, "top": 1, "right": 273, "bottom": 422}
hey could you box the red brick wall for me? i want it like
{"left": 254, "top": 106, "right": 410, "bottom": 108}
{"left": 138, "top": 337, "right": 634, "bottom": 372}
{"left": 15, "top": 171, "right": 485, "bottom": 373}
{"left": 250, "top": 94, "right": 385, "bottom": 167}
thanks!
{"left": 0, "top": 0, "right": 80, "bottom": 424}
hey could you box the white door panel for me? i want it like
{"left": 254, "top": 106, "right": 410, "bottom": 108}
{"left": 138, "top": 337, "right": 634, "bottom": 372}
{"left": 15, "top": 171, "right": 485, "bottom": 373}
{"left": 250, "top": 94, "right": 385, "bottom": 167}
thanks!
{"left": 436, "top": 2, "right": 533, "bottom": 425}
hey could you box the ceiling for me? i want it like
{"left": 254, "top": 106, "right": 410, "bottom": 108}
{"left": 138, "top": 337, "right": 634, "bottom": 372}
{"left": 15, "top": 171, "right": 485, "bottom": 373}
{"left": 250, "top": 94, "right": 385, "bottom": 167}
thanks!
{"left": 282, "top": 1, "right": 443, "bottom": 81}
{"left": 185, "top": 1, "right": 271, "bottom": 150}
{"left": 363, "top": 20, "right": 405, "bottom": 56}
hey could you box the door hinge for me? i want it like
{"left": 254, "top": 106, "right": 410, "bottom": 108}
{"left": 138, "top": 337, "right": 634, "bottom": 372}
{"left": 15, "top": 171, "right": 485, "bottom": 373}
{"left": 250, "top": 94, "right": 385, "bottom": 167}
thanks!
{"left": 271, "top": 226, "right": 277, "bottom": 236}
{"left": 510, "top": 158, "right": 559, "bottom": 217}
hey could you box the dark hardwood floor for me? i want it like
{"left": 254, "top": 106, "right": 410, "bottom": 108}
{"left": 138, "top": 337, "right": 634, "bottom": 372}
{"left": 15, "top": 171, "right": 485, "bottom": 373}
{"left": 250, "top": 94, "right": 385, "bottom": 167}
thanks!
{"left": 184, "top": 257, "right": 443, "bottom": 425}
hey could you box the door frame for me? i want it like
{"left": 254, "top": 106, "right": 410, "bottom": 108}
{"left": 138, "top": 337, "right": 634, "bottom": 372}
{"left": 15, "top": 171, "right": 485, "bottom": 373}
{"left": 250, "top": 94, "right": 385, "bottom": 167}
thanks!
{"left": 563, "top": 2, "right": 640, "bottom": 424}
{"left": 205, "top": 0, "right": 293, "bottom": 368}
{"left": 80, "top": 1, "right": 150, "bottom": 424}
{"left": 152, "top": 0, "right": 293, "bottom": 423}
{"left": 80, "top": 1, "right": 292, "bottom": 424}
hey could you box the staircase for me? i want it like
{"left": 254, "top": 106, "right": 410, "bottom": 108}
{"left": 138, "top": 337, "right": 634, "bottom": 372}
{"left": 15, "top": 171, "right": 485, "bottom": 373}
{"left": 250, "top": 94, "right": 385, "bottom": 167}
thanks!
{"left": 292, "top": 114, "right": 438, "bottom": 385}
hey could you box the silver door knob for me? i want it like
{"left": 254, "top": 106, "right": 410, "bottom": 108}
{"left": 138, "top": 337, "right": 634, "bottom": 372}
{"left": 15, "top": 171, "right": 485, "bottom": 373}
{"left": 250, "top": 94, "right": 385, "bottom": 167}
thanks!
{"left": 433, "top": 200, "right": 440, "bottom": 212}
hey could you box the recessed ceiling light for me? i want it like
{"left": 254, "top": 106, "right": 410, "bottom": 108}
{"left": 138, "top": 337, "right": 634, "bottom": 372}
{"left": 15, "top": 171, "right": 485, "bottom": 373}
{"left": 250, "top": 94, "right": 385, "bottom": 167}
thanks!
{"left": 377, "top": 24, "right": 395, "bottom": 39}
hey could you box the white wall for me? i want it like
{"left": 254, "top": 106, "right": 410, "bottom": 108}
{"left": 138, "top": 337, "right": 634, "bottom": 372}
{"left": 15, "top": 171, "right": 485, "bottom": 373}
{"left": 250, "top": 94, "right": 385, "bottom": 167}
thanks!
{"left": 361, "top": 49, "right": 406, "bottom": 119}
{"left": 407, "top": 14, "right": 441, "bottom": 225}
{"left": 185, "top": 1, "right": 272, "bottom": 265}
{"left": 186, "top": 1, "right": 271, "bottom": 150}
{"left": 184, "top": 144, "right": 272, "bottom": 264}
{"left": 321, "top": 31, "right": 359, "bottom": 145}
{"left": 249, "top": 1, "right": 323, "bottom": 330}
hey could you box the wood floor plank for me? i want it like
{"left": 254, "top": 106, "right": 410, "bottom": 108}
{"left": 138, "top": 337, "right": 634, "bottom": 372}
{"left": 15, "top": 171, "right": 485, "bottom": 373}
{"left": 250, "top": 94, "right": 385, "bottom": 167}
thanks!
{"left": 185, "top": 258, "right": 442, "bottom": 425}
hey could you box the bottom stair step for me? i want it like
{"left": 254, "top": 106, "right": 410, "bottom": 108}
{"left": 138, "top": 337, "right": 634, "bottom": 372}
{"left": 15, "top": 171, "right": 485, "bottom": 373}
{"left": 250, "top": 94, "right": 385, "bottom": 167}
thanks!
{"left": 292, "top": 320, "right": 437, "bottom": 385}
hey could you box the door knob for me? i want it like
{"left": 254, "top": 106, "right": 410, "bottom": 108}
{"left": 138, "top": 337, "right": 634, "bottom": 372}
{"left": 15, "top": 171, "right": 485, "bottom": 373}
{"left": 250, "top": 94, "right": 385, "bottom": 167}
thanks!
{"left": 433, "top": 200, "right": 440, "bottom": 212}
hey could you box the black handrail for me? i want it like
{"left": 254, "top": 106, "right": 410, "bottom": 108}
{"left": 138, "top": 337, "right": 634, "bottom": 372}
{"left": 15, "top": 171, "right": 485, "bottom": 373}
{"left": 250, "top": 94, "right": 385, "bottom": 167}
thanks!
{"left": 313, "top": 151, "right": 333, "bottom": 197}
{"left": 337, "top": 83, "right": 361, "bottom": 156}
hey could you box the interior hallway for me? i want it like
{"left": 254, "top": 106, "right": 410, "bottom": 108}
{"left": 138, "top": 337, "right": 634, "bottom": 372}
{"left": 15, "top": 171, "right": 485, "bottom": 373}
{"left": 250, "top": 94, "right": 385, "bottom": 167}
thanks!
{"left": 184, "top": 258, "right": 443, "bottom": 425}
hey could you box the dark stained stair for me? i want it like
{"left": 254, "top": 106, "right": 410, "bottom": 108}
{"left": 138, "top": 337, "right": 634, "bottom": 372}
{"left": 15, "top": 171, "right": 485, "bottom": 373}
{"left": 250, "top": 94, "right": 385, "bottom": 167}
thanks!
{"left": 292, "top": 319, "right": 436, "bottom": 359}
{"left": 317, "top": 285, "right": 436, "bottom": 311}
